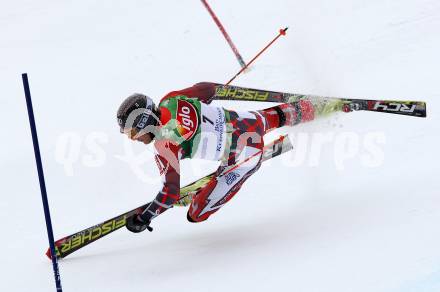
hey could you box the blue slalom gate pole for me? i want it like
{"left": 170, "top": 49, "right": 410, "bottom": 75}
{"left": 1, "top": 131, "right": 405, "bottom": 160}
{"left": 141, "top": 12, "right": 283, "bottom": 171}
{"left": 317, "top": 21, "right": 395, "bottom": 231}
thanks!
{"left": 22, "top": 73, "right": 63, "bottom": 291}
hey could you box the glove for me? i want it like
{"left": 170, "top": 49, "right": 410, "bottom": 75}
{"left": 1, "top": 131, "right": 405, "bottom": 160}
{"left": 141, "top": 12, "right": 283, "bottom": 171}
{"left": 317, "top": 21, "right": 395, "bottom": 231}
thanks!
{"left": 126, "top": 214, "right": 153, "bottom": 233}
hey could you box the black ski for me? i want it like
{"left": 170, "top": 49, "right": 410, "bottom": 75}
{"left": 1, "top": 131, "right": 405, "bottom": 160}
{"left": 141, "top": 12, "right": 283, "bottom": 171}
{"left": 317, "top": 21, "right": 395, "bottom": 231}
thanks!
{"left": 212, "top": 83, "right": 427, "bottom": 118}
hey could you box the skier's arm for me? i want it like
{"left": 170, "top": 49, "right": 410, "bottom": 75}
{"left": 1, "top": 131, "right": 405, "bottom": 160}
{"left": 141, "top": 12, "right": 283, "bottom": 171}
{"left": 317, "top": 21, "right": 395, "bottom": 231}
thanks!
{"left": 161, "top": 82, "right": 216, "bottom": 104}
{"left": 139, "top": 140, "right": 181, "bottom": 223}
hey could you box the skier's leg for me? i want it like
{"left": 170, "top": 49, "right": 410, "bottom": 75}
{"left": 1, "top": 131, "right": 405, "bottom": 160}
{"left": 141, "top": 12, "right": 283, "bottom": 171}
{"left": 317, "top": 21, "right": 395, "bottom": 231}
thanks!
{"left": 258, "top": 99, "right": 345, "bottom": 134}
{"left": 187, "top": 110, "right": 265, "bottom": 223}
{"left": 187, "top": 146, "right": 263, "bottom": 223}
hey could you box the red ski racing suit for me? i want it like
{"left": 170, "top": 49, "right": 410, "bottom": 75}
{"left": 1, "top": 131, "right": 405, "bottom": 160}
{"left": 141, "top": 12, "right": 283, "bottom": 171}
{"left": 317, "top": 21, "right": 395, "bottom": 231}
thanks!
{"left": 140, "top": 82, "right": 315, "bottom": 223}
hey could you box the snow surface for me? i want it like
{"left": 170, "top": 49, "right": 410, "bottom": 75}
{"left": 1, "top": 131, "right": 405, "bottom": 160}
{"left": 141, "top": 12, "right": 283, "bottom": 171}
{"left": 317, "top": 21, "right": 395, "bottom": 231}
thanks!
{"left": 1, "top": 0, "right": 440, "bottom": 291}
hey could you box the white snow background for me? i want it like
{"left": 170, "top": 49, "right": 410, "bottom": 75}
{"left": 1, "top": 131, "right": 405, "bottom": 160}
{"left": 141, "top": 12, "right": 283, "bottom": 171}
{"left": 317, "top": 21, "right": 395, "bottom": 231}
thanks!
{"left": 1, "top": 0, "right": 440, "bottom": 291}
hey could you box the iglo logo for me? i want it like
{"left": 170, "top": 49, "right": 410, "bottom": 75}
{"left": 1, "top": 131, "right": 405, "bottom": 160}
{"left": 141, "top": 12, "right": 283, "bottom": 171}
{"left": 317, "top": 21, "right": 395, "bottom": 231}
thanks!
{"left": 177, "top": 100, "right": 199, "bottom": 140}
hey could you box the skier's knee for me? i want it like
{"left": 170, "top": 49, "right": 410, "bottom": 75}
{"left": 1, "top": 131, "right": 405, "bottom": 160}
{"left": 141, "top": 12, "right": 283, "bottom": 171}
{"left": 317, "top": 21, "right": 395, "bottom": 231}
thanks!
{"left": 187, "top": 210, "right": 208, "bottom": 223}
{"left": 274, "top": 106, "right": 287, "bottom": 127}
{"left": 187, "top": 211, "right": 197, "bottom": 223}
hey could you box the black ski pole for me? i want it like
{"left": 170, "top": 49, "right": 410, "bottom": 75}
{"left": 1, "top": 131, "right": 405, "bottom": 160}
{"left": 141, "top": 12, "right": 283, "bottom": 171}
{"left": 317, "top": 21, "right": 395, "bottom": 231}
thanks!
{"left": 22, "top": 73, "right": 63, "bottom": 291}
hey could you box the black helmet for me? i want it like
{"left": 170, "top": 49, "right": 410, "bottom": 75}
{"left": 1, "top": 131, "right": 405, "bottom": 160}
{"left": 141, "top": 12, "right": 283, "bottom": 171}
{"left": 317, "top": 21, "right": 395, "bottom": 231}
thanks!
{"left": 116, "top": 93, "right": 159, "bottom": 134}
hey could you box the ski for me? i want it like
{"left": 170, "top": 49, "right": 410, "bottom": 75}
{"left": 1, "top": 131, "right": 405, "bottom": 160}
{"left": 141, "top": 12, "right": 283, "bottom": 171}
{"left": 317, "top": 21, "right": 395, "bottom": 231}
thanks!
{"left": 45, "top": 204, "right": 147, "bottom": 260}
{"left": 47, "top": 134, "right": 293, "bottom": 260}
{"left": 212, "top": 83, "right": 427, "bottom": 118}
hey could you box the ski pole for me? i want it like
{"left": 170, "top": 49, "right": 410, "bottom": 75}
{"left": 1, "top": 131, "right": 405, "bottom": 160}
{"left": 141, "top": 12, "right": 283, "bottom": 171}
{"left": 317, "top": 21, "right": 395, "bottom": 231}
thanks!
{"left": 22, "top": 73, "right": 63, "bottom": 291}
{"left": 226, "top": 27, "right": 288, "bottom": 85}
{"left": 200, "top": 0, "right": 246, "bottom": 69}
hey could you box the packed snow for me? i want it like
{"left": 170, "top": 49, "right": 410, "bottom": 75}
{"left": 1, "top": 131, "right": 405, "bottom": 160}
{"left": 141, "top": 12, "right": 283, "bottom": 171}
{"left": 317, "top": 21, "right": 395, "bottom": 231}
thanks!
{"left": 1, "top": 0, "right": 439, "bottom": 291}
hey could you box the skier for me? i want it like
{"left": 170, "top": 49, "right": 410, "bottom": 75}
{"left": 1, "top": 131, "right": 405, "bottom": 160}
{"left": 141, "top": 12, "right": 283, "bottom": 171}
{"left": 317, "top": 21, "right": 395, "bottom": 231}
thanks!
{"left": 117, "top": 82, "right": 342, "bottom": 232}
